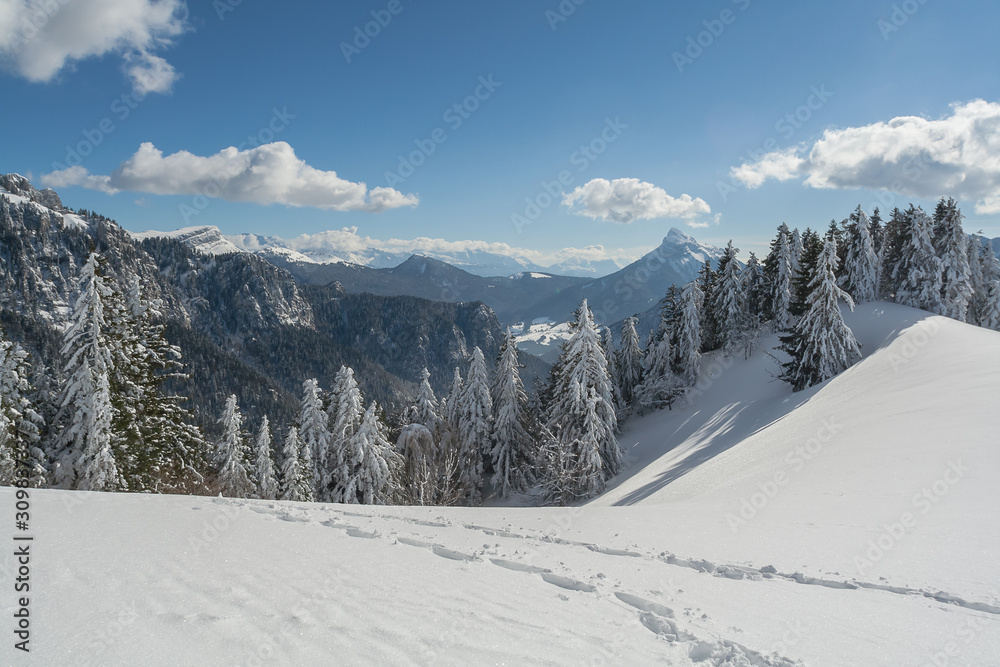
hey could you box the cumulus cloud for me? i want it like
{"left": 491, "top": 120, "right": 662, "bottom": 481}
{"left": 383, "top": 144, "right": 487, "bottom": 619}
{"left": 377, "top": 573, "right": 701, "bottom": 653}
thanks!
{"left": 562, "top": 177, "right": 711, "bottom": 224}
{"left": 730, "top": 100, "right": 1000, "bottom": 214}
{"left": 42, "top": 141, "right": 419, "bottom": 212}
{"left": 0, "top": 0, "right": 186, "bottom": 94}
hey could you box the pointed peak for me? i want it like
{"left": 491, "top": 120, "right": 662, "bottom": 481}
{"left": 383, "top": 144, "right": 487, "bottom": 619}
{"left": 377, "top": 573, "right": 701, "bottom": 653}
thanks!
{"left": 663, "top": 227, "right": 695, "bottom": 246}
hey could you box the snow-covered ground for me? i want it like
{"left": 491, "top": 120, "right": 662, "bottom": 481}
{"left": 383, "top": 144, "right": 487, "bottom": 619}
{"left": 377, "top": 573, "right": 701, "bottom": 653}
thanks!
{"left": 3, "top": 302, "right": 998, "bottom": 665}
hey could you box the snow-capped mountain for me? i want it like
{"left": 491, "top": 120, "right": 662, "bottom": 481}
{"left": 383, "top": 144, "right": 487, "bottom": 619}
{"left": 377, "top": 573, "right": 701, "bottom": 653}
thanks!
{"left": 136, "top": 226, "right": 624, "bottom": 278}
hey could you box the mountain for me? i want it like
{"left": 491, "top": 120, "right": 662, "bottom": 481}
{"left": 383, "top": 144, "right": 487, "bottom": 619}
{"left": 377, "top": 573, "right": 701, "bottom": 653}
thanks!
{"left": 16, "top": 302, "right": 999, "bottom": 665}
{"left": 0, "top": 175, "right": 548, "bottom": 433}
{"left": 515, "top": 227, "right": 723, "bottom": 327}
{"left": 148, "top": 225, "right": 624, "bottom": 278}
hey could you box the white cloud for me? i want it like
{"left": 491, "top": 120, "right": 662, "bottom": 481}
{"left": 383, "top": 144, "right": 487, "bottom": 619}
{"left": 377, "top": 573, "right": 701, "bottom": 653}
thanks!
{"left": 0, "top": 0, "right": 186, "bottom": 95}
{"left": 561, "top": 177, "right": 711, "bottom": 223}
{"left": 730, "top": 100, "right": 1000, "bottom": 215}
{"left": 42, "top": 142, "right": 419, "bottom": 212}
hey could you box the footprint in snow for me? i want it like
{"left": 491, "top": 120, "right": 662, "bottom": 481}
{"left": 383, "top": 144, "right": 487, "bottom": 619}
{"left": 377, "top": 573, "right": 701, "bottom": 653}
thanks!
{"left": 540, "top": 573, "right": 596, "bottom": 593}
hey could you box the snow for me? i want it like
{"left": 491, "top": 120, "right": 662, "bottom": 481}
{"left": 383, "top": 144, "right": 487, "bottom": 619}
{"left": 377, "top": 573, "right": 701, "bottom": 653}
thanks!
{"left": 130, "top": 226, "right": 245, "bottom": 256}
{"left": 514, "top": 320, "right": 575, "bottom": 362}
{"left": 3, "top": 301, "right": 999, "bottom": 665}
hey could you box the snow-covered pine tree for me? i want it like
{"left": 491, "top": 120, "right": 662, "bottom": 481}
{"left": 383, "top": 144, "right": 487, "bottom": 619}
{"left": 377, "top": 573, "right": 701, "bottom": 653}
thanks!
{"left": 340, "top": 402, "right": 400, "bottom": 504}
{"left": 253, "top": 416, "right": 278, "bottom": 500}
{"left": 981, "top": 280, "right": 1000, "bottom": 331}
{"left": 790, "top": 229, "right": 823, "bottom": 318}
{"left": 600, "top": 327, "right": 624, "bottom": 411}
{"left": 298, "top": 378, "right": 330, "bottom": 499}
{"left": 675, "top": 280, "right": 703, "bottom": 385}
{"left": 790, "top": 228, "right": 804, "bottom": 276}
{"left": 52, "top": 253, "right": 121, "bottom": 491}
{"left": 894, "top": 206, "right": 943, "bottom": 313}
{"left": 490, "top": 331, "right": 535, "bottom": 497}
{"left": 870, "top": 207, "right": 885, "bottom": 258}
{"left": 0, "top": 335, "right": 46, "bottom": 486}
{"left": 966, "top": 236, "right": 987, "bottom": 325}
{"left": 617, "top": 317, "right": 644, "bottom": 404}
{"left": 413, "top": 366, "right": 441, "bottom": 436}
{"left": 280, "top": 426, "right": 313, "bottom": 502}
{"left": 215, "top": 394, "right": 253, "bottom": 498}
{"left": 545, "top": 299, "right": 620, "bottom": 497}
{"left": 697, "top": 258, "right": 719, "bottom": 351}
{"left": 117, "top": 275, "right": 207, "bottom": 492}
{"left": 456, "top": 346, "right": 492, "bottom": 504}
{"left": 932, "top": 198, "right": 973, "bottom": 321}
{"left": 880, "top": 207, "right": 907, "bottom": 297}
{"left": 765, "top": 226, "right": 794, "bottom": 329}
{"left": 741, "top": 252, "right": 767, "bottom": 328}
{"left": 780, "top": 240, "right": 861, "bottom": 391}
{"left": 843, "top": 206, "right": 879, "bottom": 303}
{"left": 712, "top": 240, "right": 747, "bottom": 353}
{"left": 327, "top": 365, "right": 365, "bottom": 502}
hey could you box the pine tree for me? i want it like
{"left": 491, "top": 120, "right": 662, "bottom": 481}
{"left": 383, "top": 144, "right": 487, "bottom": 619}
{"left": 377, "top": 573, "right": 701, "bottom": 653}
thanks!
{"left": 298, "top": 378, "right": 330, "bottom": 499}
{"left": 675, "top": 280, "right": 703, "bottom": 385}
{"left": 966, "top": 236, "right": 987, "bottom": 325}
{"left": 981, "top": 281, "right": 1000, "bottom": 331}
{"left": 765, "top": 226, "right": 795, "bottom": 329}
{"left": 215, "top": 394, "right": 253, "bottom": 498}
{"left": 0, "top": 335, "right": 46, "bottom": 486}
{"left": 413, "top": 366, "right": 441, "bottom": 436}
{"left": 280, "top": 426, "right": 313, "bottom": 502}
{"left": 880, "top": 207, "right": 907, "bottom": 297}
{"left": 843, "top": 206, "right": 879, "bottom": 303}
{"left": 545, "top": 300, "right": 620, "bottom": 498}
{"left": 697, "top": 258, "right": 719, "bottom": 351}
{"left": 870, "top": 207, "right": 885, "bottom": 258}
{"left": 790, "top": 228, "right": 804, "bottom": 276}
{"left": 932, "top": 198, "right": 973, "bottom": 321}
{"left": 340, "top": 402, "right": 399, "bottom": 504}
{"left": 490, "top": 332, "right": 534, "bottom": 497}
{"left": 52, "top": 253, "right": 121, "bottom": 491}
{"left": 712, "top": 241, "right": 747, "bottom": 353}
{"left": 327, "top": 365, "right": 364, "bottom": 502}
{"left": 600, "top": 327, "right": 624, "bottom": 411}
{"left": 456, "top": 347, "right": 492, "bottom": 504}
{"left": 894, "top": 206, "right": 943, "bottom": 313}
{"left": 617, "top": 316, "right": 644, "bottom": 404}
{"left": 741, "top": 251, "right": 767, "bottom": 327}
{"left": 790, "top": 229, "right": 823, "bottom": 318}
{"left": 780, "top": 240, "right": 861, "bottom": 391}
{"left": 253, "top": 416, "right": 279, "bottom": 500}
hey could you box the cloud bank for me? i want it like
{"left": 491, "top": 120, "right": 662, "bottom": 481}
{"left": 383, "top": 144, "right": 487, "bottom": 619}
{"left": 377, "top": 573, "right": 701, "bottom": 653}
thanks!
{"left": 730, "top": 100, "right": 1000, "bottom": 214}
{"left": 562, "top": 177, "right": 711, "bottom": 224}
{"left": 42, "top": 141, "right": 419, "bottom": 212}
{"left": 0, "top": 0, "right": 187, "bottom": 94}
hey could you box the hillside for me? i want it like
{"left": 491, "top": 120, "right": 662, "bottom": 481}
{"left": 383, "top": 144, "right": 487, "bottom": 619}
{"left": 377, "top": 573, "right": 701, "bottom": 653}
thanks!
{"left": 7, "top": 301, "right": 997, "bottom": 665}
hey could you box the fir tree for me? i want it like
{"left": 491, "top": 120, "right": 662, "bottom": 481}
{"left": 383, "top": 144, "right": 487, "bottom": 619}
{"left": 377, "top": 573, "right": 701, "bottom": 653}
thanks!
{"left": 894, "top": 206, "right": 943, "bottom": 313}
{"left": 842, "top": 206, "right": 880, "bottom": 303}
{"left": 490, "top": 332, "right": 535, "bottom": 497}
{"left": 0, "top": 336, "right": 46, "bottom": 486}
{"left": 600, "top": 327, "right": 625, "bottom": 411}
{"left": 780, "top": 241, "right": 861, "bottom": 391}
{"left": 675, "top": 280, "right": 703, "bottom": 385}
{"left": 52, "top": 253, "right": 120, "bottom": 491}
{"left": 413, "top": 366, "right": 441, "bottom": 436}
{"left": 790, "top": 229, "right": 823, "bottom": 318}
{"left": 215, "top": 394, "right": 253, "bottom": 498}
{"left": 712, "top": 241, "right": 747, "bottom": 353}
{"left": 932, "top": 198, "right": 973, "bottom": 321}
{"left": 280, "top": 426, "right": 313, "bottom": 502}
{"left": 327, "top": 365, "right": 364, "bottom": 502}
{"left": 765, "top": 226, "right": 795, "bottom": 329}
{"left": 617, "top": 316, "right": 644, "bottom": 404}
{"left": 741, "top": 251, "right": 767, "bottom": 327}
{"left": 981, "top": 281, "right": 1000, "bottom": 331}
{"left": 456, "top": 347, "right": 492, "bottom": 504}
{"left": 966, "top": 236, "right": 987, "bottom": 325}
{"left": 253, "top": 416, "right": 279, "bottom": 500}
{"left": 340, "top": 402, "right": 399, "bottom": 504}
{"left": 545, "top": 299, "right": 620, "bottom": 498}
{"left": 298, "top": 378, "right": 330, "bottom": 499}
{"left": 697, "top": 258, "right": 719, "bottom": 352}
{"left": 880, "top": 207, "right": 907, "bottom": 297}
{"left": 790, "top": 228, "right": 804, "bottom": 276}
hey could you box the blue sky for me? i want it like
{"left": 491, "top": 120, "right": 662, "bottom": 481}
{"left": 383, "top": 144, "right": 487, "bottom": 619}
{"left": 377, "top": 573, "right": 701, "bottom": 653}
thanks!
{"left": 2, "top": 0, "right": 999, "bottom": 263}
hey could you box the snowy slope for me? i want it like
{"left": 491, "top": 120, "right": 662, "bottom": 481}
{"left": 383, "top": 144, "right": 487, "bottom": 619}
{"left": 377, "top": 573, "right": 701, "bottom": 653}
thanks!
{"left": 3, "top": 302, "right": 998, "bottom": 666}
{"left": 130, "top": 225, "right": 245, "bottom": 255}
